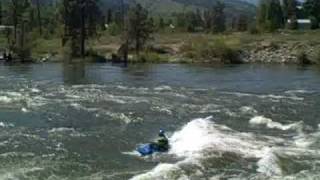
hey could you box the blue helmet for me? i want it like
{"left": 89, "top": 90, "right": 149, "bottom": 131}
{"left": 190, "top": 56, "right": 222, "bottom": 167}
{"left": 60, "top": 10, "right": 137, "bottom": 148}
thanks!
{"left": 159, "top": 129, "right": 165, "bottom": 136}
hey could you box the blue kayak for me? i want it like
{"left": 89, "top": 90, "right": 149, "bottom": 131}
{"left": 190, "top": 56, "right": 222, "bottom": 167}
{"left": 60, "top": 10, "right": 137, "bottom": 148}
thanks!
{"left": 137, "top": 143, "right": 168, "bottom": 156}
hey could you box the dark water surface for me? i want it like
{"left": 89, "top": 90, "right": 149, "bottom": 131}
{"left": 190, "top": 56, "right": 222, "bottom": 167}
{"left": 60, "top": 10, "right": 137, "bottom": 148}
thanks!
{"left": 0, "top": 63, "right": 319, "bottom": 179}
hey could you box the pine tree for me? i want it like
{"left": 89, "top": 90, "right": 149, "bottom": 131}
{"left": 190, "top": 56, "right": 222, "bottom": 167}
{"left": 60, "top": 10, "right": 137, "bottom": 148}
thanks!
{"left": 237, "top": 14, "right": 248, "bottom": 31}
{"left": 158, "top": 17, "right": 165, "bottom": 30}
{"left": 107, "top": 9, "right": 112, "bottom": 24}
{"left": 257, "top": 0, "right": 284, "bottom": 31}
{"left": 0, "top": 1, "right": 2, "bottom": 25}
{"left": 127, "top": 3, "right": 153, "bottom": 57}
{"left": 304, "top": 0, "right": 320, "bottom": 24}
{"left": 35, "top": 0, "right": 42, "bottom": 35}
{"left": 211, "top": 1, "right": 226, "bottom": 33}
{"left": 8, "top": 0, "right": 33, "bottom": 60}
{"left": 61, "top": 0, "right": 102, "bottom": 57}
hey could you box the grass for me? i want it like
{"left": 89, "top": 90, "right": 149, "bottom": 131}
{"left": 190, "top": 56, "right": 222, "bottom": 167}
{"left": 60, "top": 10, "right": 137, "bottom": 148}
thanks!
{"left": 1, "top": 29, "right": 320, "bottom": 63}
{"left": 179, "top": 35, "right": 242, "bottom": 64}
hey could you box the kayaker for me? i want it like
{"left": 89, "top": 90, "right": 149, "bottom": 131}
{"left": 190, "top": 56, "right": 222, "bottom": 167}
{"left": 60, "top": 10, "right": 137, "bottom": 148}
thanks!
{"left": 155, "top": 129, "right": 169, "bottom": 152}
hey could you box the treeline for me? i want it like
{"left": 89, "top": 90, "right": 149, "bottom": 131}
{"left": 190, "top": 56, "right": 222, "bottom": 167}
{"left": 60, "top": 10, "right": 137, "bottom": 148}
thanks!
{"left": 0, "top": 0, "right": 154, "bottom": 59}
{"left": 257, "top": 0, "right": 320, "bottom": 31}
{"left": 0, "top": 0, "right": 319, "bottom": 60}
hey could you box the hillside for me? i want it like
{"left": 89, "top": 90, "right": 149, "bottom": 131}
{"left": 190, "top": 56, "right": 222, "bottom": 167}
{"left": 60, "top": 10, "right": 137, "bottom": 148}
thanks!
{"left": 98, "top": 0, "right": 257, "bottom": 18}
{"left": 27, "top": 0, "right": 256, "bottom": 18}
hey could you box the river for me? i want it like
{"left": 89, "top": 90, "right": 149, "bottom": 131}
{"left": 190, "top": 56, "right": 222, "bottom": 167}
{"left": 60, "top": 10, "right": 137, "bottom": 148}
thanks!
{"left": 0, "top": 63, "right": 319, "bottom": 179}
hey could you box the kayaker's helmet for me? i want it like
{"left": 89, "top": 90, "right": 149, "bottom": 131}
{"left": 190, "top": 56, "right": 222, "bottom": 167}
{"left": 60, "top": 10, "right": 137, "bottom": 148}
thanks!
{"left": 159, "top": 129, "right": 165, "bottom": 137}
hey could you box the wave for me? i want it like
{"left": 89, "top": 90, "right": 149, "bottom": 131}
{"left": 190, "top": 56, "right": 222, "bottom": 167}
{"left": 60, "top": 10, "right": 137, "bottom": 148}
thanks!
{"left": 130, "top": 117, "right": 275, "bottom": 179}
{"left": 249, "top": 116, "right": 303, "bottom": 131}
{"left": 154, "top": 86, "right": 172, "bottom": 91}
{"left": 0, "top": 122, "right": 14, "bottom": 128}
{"left": 131, "top": 116, "right": 320, "bottom": 179}
{"left": 222, "top": 92, "right": 304, "bottom": 101}
{"left": 240, "top": 106, "right": 258, "bottom": 115}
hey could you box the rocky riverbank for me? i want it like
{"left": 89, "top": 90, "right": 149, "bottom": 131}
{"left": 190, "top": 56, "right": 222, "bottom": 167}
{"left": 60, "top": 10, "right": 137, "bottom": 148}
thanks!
{"left": 242, "top": 41, "right": 320, "bottom": 64}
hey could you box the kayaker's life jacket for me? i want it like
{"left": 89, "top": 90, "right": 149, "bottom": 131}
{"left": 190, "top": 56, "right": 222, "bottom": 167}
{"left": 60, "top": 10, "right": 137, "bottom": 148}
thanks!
{"left": 157, "top": 136, "right": 169, "bottom": 151}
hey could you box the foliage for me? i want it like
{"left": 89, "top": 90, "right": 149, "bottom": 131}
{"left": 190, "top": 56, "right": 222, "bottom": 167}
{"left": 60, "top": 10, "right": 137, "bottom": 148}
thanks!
{"left": 126, "top": 3, "right": 154, "bottom": 56}
{"left": 237, "top": 14, "right": 248, "bottom": 31}
{"left": 180, "top": 37, "right": 241, "bottom": 64}
{"left": 108, "top": 22, "right": 121, "bottom": 36}
{"left": 137, "top": 51, "right": 165, "bottom": 63}
{"left": 211, "top": 1, "right": 226, "bottom": 33}
{"left": 297, "top": 51, "right": 312, "bottom": 65}
{"left": 60, "top": 0, "right": 102, "bottom": 57}
{"left": 257, "top": 0, "right": 284, "bottom": 32}
{"left": 303, "top": 0, "right": 320, "bottom": 24}
{"left": 309, "top": 16, "right": 319, "bottom": 30}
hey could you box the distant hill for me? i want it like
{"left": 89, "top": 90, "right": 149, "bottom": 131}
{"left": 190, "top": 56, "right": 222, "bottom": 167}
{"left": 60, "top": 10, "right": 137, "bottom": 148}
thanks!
{"left": 99, "top": 0, "right": 257, "bottom": 18}
{"left": 30, "top": 0, "right": 258, "bottom": 18}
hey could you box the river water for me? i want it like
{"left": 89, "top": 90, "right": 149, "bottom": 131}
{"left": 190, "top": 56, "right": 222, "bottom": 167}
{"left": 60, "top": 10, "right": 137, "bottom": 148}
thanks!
{"left": 0, "top": 63, "right": 319, "bottom": 180}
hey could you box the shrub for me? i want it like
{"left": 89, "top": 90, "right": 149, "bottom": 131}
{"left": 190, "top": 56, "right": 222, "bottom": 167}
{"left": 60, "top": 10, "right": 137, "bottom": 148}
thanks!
{"left": 297, "top": 51, "right": 312, "bottom": 65}
{"left": 180, "top": 37, "right": 242, "bottom": 64}
{"left": 108, "top": 23, "right": 121, "bottom": 36}
{"left": 310, "top": 16, "right": 319, "bottom": 30}
{"left": 316, "top": 49, "right": 320, "bottom": 65}
{"left": 135, "top": 51, "right": 165, "bottom": 63}
{"left": 248, "top": 25, "right": 259, "bottom": 34}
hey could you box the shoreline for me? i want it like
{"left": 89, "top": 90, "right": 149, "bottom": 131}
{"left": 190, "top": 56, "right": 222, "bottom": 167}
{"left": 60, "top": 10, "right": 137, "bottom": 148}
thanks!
{"left": 3, "top": 31, "right": 320, "bottom": 65}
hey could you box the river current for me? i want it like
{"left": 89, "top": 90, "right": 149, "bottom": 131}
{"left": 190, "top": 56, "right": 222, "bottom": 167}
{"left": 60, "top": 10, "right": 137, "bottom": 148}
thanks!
{"left": 0, "top": 63, "right": 319, "bottom": 180}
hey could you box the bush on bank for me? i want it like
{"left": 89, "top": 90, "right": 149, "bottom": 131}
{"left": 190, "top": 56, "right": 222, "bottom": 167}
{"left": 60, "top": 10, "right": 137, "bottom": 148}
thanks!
{"left": 180, "top": 37, "right": 242, "bottom": 64}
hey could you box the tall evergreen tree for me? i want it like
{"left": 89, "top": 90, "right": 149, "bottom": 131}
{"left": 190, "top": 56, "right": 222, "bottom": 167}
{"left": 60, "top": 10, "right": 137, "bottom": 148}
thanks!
{"left": 158, "top": 17, "right": 165, "bottom": 30}
{"left": 61, "top": 0, "right": 102, "bottom": 57}
{"left": 304, "top": 0, "right": 320, "bottom": 23}
{"left": 211, "top": 1, "right": 226, "bottom": 33}
{"left": 237, "top": 14, "right": 248, "bottom": 31}
{"left": 257, "top": 0, "right": 284, "bottom": 31}
{"left": 0, "top": 1, "right": 2, "bottom": 25}
{"left": 35, "top": 0, "right": 42, "bottom": 35}
{"left": 127, "top": 3, "right": 153, "bottom": 57}
{"left": 107, "top": 9, "right": 113, "bottom": 24}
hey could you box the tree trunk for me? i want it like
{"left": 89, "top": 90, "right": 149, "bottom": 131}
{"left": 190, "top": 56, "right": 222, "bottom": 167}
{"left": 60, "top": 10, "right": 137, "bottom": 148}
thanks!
{"left": 0, "top": 1, "right": 2, "bottom": 25}
{"left": 80, "top": 3, "right": 86, "bottom": 57}
{"left": 36, "top": 0, "right": 42, "bottom": 35}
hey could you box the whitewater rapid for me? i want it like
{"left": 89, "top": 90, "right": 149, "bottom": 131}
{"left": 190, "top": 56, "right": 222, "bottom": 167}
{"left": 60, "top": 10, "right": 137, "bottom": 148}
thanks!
{"left": 131, "top": 116, "right": 320, "bottom": 180}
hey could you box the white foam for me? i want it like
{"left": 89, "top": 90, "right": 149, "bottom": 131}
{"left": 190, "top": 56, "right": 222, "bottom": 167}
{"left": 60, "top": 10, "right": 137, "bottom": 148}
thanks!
{"left": 239, "top": 106, "right": 258, "bottom": 115}
{"left": 0, "top": 96, "right": 13, "bottom": 103}
{"left": 285, "top": 90, "right": 314, "bottom": 94}
{"left": 131, "top": 163, "right": 188, "bottom": 180}
{"left": 21, "top": 107, "right": 29, "bottom": 113}
{"left": 249, "top": 116, "right": 302, "bottom": 131}
{"left": 223, "top": 92, "right": 304, "bottom": 101}
{"left": 131, "top": 117, "right": 319, "bottom": 179}
{"left": 257, "top": 147, "right": 282, "bottom": 176}
{"left": 0, "top": 122, "right": 14, "bottom": 128}
{"left": 31, "top": 88, "right": 41, "bottom": 93}
{"left": 154, "top": 86, "right": 172, "bottom": 91}
{"left": 48, "top": 127, "right": 75, "bottom": 133}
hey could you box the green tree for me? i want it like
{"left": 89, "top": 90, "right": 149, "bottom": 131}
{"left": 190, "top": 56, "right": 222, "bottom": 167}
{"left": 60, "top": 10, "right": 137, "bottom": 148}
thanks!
{"left": 107, "top": 9, "right": 112, "bottom": 24}
{"left": 309, "top": 16, "right": 319, "bottom": 29}
{"left": 304, "top": 0, "right": 320, "bottom": 24}
{"left": 211, "top": 1, "right": 226, "bottom": 33}
{"left": 158, "top": 17, "right": 165, "bottom": 30}
{"left": 7, "top": 0, "right": 33, "bottom": 60}
{"left": 257, "top": 0, "right": 284, "bottom": 31}
{"left": 35, "top": 0, "right": 42, "bottom": 35}
{"left": 127, "top": 3, "right": 153, "bottom": 57}
{"left": 61, "top": 0, "right": 102, "bottom": 57}
{"left": 237, "top": 14, "right": 248, "bottom": 31}
{"left": 0, "top": 1, "right": 2, "bottom": 25}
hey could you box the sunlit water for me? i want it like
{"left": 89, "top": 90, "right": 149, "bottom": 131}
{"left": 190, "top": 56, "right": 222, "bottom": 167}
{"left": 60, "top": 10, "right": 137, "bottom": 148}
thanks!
{"left": 0, "top": 63, "right": 319, "bottom": 180}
